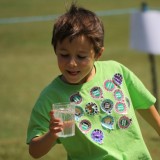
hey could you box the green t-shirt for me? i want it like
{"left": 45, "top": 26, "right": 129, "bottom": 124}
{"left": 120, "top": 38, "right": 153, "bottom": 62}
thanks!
{"left": 27, "top": 61, "right": 156, "bottom": 160}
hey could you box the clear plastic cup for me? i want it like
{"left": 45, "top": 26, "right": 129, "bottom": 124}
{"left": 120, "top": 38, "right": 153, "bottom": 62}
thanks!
{"left": 52, "top": 102, "right": 75, "bottom": 137}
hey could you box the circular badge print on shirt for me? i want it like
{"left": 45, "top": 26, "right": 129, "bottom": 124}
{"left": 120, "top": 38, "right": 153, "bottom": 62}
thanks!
{"left": 101, "top": 115, "right": 114, "bottom": 130}
{"left": 85, "top": 102, "right": 99, "bottom": 115}
{"left": 70, "top": 92, "right": 82, "bottom": 104}
{"left": 75, "top": 106, "right": 84, "bottom": 121}
{"left": 125, "top": 97, "right": 130, "bottom": 108}
{"left": 114, "top": 89, "right": 124, "bottom": 101}
{"left": 91, "top": 129, "right": 104, "bottom": 144}
{"left": 115, "top": 102, "right": 127, "bottom": 114}
{"left": 101, "top": 99, "right": 114, "bottom": 114}
{"left": 79, "top": 119, "right": 91, "bottom": 134}
{"left": 112, "top": 73, "right": 123, "bottom": 87}
{"left": 118, "top": 116, "right": 132, "bottom": 129}
{"left": 104, "top": 80, "right": 115, "bottom": 91}
{"left": 90, "top": 86, "right": 103, "bottom": 99}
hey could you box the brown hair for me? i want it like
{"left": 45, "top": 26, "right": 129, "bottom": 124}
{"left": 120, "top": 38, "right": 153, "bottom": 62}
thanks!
{"left": 51, "top": 3, "right": 104, "bottom": 54}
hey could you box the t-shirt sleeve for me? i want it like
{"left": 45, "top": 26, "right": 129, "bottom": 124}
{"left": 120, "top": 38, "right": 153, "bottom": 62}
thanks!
{"left": 26, "top": 100, "right": 61, "bottom": 144}
{"left": 26, "top": 102, "right": 50, "bottom": 144}
{"left": 121, "top": 63, "right": 156, "bottom": 109}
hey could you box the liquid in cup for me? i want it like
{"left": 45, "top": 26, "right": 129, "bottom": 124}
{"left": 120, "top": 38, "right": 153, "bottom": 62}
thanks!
{"left": 52, "top": 102, "right": 75, "bottom": 137}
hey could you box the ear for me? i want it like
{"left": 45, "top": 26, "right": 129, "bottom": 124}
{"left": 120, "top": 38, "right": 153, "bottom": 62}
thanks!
{"left": 95, "top": 47, "right": 104, "bottom": 60}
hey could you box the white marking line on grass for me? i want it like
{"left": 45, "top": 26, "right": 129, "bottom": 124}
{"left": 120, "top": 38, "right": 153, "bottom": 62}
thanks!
{"left": 0, "top": 14, "right": 60, "bottom": 24}
{"left": 0, "top": 8, "right": 138, "bottom": 24}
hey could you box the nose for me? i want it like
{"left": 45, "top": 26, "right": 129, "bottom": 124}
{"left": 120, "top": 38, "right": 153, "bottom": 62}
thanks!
{"left": 68, "top": 57, "right": 77, "bottom": 67}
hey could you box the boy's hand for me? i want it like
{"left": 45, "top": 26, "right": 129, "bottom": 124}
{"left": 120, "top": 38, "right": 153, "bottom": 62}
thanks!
{"left": 49, "top": 110, "right": 63, "bottom": 136}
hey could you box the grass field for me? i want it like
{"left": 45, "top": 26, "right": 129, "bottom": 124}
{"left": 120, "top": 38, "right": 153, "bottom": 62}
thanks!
{"left": 0, "top": 0, "right": 160, "bottom": 160}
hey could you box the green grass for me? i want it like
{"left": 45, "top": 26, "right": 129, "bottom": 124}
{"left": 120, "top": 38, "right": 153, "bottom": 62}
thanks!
{"left": 0, "top": 0, "right": 160, "bottom": 160}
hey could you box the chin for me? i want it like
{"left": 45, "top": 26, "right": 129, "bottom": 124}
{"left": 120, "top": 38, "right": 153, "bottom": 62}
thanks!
{"left": 66, "top": 78, "right": 83, "bottom": 85}
{"left": 67, "top": 80, "right": 81, "bottom": 85}
{"left": 63, "top": 75, "right": 85, "bottom": 84}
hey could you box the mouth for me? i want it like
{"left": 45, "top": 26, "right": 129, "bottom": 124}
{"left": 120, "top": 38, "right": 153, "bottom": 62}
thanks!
{"left": 67, "top": 70, "right": 80, "bottom": 76}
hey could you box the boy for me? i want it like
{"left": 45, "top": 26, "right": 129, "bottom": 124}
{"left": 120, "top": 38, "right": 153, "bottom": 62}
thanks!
{"left": 27, "top": 3, "right": 160, "bottom": 160}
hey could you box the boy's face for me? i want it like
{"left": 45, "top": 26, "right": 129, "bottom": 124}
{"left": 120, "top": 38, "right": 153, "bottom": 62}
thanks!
{"left": 55, "top": 35, "right": 102, "bottom": 84}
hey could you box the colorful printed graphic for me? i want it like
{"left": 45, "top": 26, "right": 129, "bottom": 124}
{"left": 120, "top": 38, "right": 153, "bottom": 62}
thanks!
{"left": 91, "top": 129, "right": 104, "bottom": 144}
{"left": 85, "top": 102, "right": 99, "bottom": 115}
{"left": 70, "top": 92, "right": 82, "bottom": 104}
{"left": 101, "top": 115, "right": 114, "bottom": 130}
{"left": 79, "top": 119, "right": 91, "bottom": 134}
{"left": 101, "top": 99, "right": 114, "bottom": 114}
{"left": 115, "top": 102, "right": 127, "bottom": 114}
{"left": 113, "top": 73, "right": 123, "bottom": 87}
{"left": 118, "top": 116, "right": 132, "bottom": 129}
{"left": 75, "top": 106, "right": 84, "bottom": 121}
{"left": 125, "top": 97, "right": 131, "bottom": 108}
{"left": 90, "top": 86, "right": 103, "bottom": 99}
{"left": 104, "top": 80, "right": 115, "bottom": 91}
{"left": 114, "top": 89, "right": 124, "bottom": 101}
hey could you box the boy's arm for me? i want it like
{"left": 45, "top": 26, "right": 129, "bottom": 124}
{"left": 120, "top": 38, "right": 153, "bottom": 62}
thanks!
{"left": 137, "top": 105, "right": 160, "bottom": 136}
{"left": 29, "top": 111, "right": 63, "bottom": 158}
{"left": 29, "top": 131, "right": 58, "bottom": 158}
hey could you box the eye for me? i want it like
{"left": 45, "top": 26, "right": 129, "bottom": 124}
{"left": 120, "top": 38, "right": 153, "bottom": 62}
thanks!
{"left": 77, "top": 55, "right": 87, "bottom": 59}
{"left": 60, "top": 54, "right": 69, "bottom": 58}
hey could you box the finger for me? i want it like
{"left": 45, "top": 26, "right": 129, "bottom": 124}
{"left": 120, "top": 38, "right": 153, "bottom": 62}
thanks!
{"left": 50, "top": 118, "right": 62, "bottom": 125}
{"left": 49, "top": 110, "right": 54, "bottom": 118}
{"left": 49, "top": 124, "right": 63, "bottom": 133}
{"left": 49, "top": 120, "right": 63, "bottom": 127}
{"left": 50, "top": 127, "right": 63, "bottom": 134}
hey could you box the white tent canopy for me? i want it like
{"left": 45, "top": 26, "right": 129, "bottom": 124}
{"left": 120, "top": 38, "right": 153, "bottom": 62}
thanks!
{"left": 130, "top": 10, "right": 160, "bottom": 55}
